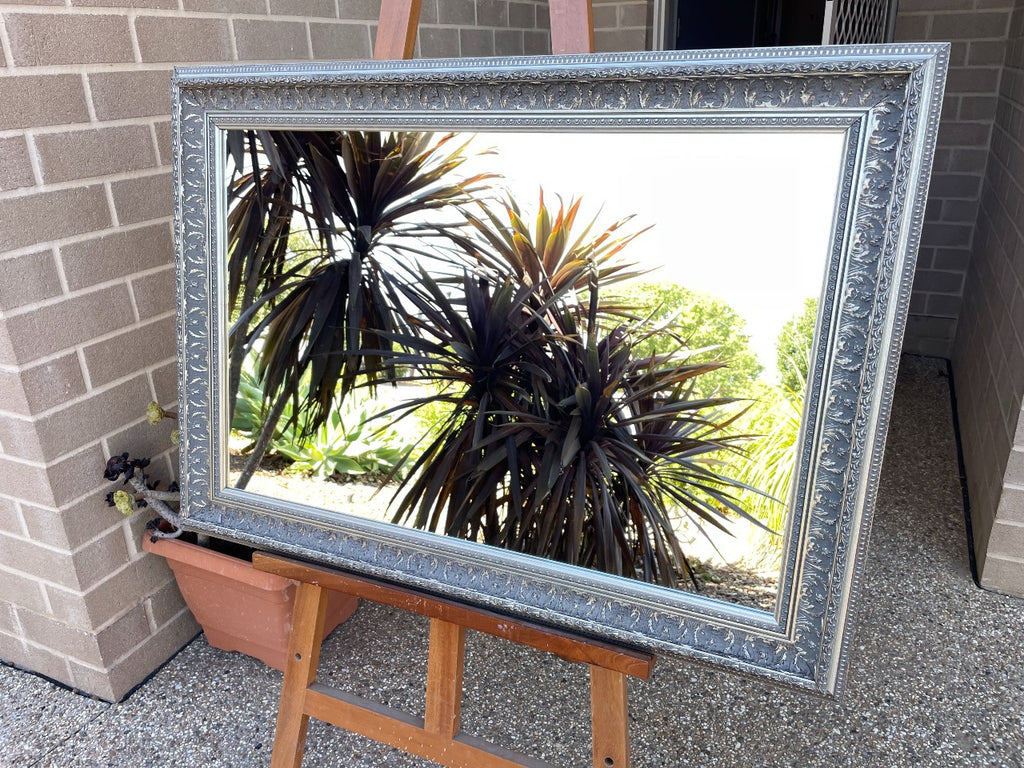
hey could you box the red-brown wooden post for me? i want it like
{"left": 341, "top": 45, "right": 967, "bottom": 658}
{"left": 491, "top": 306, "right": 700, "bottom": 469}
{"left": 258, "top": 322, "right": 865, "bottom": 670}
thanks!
{"left": 374, "top": 0, "right": 422, "bottom": 60}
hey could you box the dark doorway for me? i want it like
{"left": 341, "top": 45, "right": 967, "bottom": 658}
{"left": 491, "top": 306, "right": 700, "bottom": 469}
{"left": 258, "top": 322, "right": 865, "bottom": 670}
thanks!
{"left": 675, "top": 0, "right": 826, "bottom": 50}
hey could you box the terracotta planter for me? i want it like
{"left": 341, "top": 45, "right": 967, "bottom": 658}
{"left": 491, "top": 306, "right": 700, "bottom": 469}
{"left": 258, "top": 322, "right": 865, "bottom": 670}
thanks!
{"left": 143, "top": 533, "right": 358, "bottom": 670}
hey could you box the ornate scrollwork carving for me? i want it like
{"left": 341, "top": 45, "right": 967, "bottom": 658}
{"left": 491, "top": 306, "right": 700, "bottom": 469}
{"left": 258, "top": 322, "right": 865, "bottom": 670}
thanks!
{"left": 173, "top": 46, "right": 948, "bottom": 694}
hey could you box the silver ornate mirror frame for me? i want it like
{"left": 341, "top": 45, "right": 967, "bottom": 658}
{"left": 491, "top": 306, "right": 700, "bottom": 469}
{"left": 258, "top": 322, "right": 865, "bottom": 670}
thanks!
{"left": 172, "top": 45, "right": 948, "bottom": 695}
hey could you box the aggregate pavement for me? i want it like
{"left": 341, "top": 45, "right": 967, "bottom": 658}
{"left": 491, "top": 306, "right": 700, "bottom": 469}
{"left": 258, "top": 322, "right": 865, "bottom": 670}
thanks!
{"left": 1, "top": 356, "right": 1022, "bottom": 767}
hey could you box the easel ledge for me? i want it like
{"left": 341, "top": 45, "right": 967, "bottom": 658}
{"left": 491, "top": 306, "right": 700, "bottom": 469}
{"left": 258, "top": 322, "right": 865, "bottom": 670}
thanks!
{"left": 254, "top": 552, "right": 654, "bottom": 768}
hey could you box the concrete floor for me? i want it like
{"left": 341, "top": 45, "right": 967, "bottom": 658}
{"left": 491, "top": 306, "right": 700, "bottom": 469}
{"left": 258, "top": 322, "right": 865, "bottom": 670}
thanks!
{"left": 1, "top": 356, "right": 1022, "bottom": 767}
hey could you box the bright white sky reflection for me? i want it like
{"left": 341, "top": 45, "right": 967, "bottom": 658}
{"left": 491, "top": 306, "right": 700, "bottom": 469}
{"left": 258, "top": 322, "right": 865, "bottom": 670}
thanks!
{"left": 457, "top": 130, "right": 846, "bottom": 370}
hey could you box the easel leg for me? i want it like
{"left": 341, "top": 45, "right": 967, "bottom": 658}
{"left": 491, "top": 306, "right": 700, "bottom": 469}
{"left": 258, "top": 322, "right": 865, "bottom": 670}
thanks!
{"left": 424, "top": 618, "right": 466, "bottom": 739}
{"left": 271, "top": 582, "right": 328, "bottom": 768}
{"left": 590, "top": 665, "right": 630, "bottom": 768}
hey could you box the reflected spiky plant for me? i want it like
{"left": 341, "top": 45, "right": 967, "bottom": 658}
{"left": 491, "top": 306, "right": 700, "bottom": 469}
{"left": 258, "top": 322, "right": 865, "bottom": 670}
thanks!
{"left": 380, "top": 194, "right": 760, "bottom": 587}
{"left": 225, "top": 130, "right": 494, "bottom": 487}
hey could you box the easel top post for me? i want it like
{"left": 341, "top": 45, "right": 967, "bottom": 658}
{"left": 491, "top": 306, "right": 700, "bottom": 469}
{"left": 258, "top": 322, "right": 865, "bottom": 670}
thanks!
{"left": 373, "top": 0, "right": 595, "bottom": 60}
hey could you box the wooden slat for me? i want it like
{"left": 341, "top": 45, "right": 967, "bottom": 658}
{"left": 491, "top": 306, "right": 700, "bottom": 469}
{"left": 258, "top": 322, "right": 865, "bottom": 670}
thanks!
{"left": 373, "top": 0, "right": 422, "bottom": 60}
{"left": 425, "top": 619, "right": 466, "bottom": 738}
{"left": 589, "top": 665, "right": 630, "bottom": 768}
{"left": 549, "top": 0, "right": 594, "bottom": 54}
{"left": 254, "top": 553, "right": 654, "bottom": 679}
{"left": 270, "top": 582, "right": 328, "bottom": 768}
{"left": 305, "top": 683, "right": 558, "bottom": 768}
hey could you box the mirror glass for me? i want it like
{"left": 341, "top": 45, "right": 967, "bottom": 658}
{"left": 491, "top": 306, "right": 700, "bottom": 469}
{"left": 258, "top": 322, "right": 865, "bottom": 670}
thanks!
{"left": 222, "top": 127, "right": 846, "bottom": 613}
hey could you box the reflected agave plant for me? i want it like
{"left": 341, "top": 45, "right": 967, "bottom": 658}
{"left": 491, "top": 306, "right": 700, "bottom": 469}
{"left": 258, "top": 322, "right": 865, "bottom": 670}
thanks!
{"left": 225, "top": 130, "right": 494, "bottom": 487}
{"left": 378, "top": 195, "right": 760, "bottom": 587}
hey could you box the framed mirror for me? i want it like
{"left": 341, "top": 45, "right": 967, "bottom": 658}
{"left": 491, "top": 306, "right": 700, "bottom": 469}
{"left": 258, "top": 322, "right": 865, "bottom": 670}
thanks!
{"left": 173, "top": 45, "right": 948, "bottom": 695}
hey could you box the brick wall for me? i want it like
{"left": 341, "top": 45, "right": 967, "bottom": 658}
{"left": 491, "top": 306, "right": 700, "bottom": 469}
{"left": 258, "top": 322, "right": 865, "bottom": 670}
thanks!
{"left": 953, "top": 0, "right": 1024, "bottom": 595}
{"left": 0, "top": 0, "right": 549, "bottom": 702}
{"left": 892, "top": 0, "right": 1014, "bottom": 357}
{"left": 593, "top": 0, "right": 648, "bottom": 51}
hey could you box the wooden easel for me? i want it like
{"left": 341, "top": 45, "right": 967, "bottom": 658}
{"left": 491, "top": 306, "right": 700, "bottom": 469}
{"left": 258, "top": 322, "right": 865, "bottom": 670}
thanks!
{"left": 258, "top": 7, "right": 642, "bottom": 767}
{"left": 255, "top": 553, "right": 653, "bottom": 768}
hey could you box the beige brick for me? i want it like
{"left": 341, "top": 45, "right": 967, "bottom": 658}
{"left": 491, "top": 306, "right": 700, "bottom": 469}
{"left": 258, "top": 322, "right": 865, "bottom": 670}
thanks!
{"left": 417, "top": 26, "right": 459, "bottom": 58}
{"left": 0, "top": 75, "right": 90, "bottom": 132}
{"left": 419, "top": 0, "right": 438, "bottom": 24}
{"left": 0, "top": 136, "right": 34, "bottom": 193}
{"left": 151, "top": 360, "right": 178, "bottom": 405}
{"left": 534, "top": 2, "right": 549, "bottom": 31}
{"left": 106, "top": 417, "right": 178, "bottom": 476}
{"left": 271, "top": 0, "right": 335, "bottom": 14}
{"left": 4, "top": 354, "right": 88, "bottom": 417}
{"left": 0, "top": 185, "right": 111, "bottom": 253}
{"left": 618, "top": 2, "right": 647, "bottom": 27}
{"left": 154, "top": 121, "right": 173, "bottom": 166}
{"left": 93, "top": 603, "right": 149, "bottom": 665}
{"left": 184, "top": 0, "right": 265, "bottom": 11}
{"left": 30, "top": 375, "right": 152, "bottom": 462}
{"left": 135, "top": 16, "right": 233, "bottom": 64}
{"left": 22, "top": 495, "right": 121, "bottom": 552}
{"left": 523, "top": 30, "right": 548, "bottom": 54}
{"left": 79, "top": 555, "right": 175, "bottom": 629}
{"left": 950, "top": 148, "right": 989, "bottom": 173}
{"left": 894, "top": 0, "right": 964, "bottom": 10}
{"left": 0, "top": 320, "right": 16, "bottom": 368}
{"left": 960, "top": 95, "right": 998, "bottom": 121}
{"left": 11, "top": 636, "right": 72, "bottom": 685}
{"left": 494, "top": 28, "right": 523, "bottom": 55}
{"left": 0, "top": 414, "right": 44, "bottom": 464}
{"left": 48, "top": 443, "right": 109, "bottom": 509}
{"left": 990, "top": 519, "right": 1024, "bottom": 557}
{"left": 43, "top": 584, "right": 92, "bottom": 628}
{"left": 110, "top": 173, "right": 172, "bottom": 227}
{"left": 477, "top": 0, "right": 507, "bottom": 27}
{"left": 594, "top": 27, "right": 646, "bottom": 53}
{"left": 4, "top": 13, "right": 133, "bottom": 67}
{"left": 946, "top": 66, "right": 1002, "bottom": 95}
{"left": 0, "top": 498, "right": 23, "bottom": 536}
{"left": 931, "top": 11, "right": 1010, "bottom": 41}
{"left": 438, "top": 0, "right": 475, "bottom": 25}
{"left": 969, "top": 40, "right": 1008, "bottom": 66}
{"left": 131, "top": 266, "right": 176, "bottom": 321}
{"left": 4, "top": 284, "right": 134, "bottom": 364}
{"left": 69, "top": 527, "right": 131, "bottom": 595}
{"left": 592, "top": 4, "right": 617, "bottom": 29}
{"left": 0, "top": 457, "right": 59, "bottom": 507}
{"left": 16, "top": 608, "right": 104, "bottom": 666}
{"left": 997, "top": 486, "right": 1024, "bottom": 523}
{"left": 336, "top": 0, "right": 380, "bottom": 20}
{"left": 310, "top": 22, "right": 373, "bottom": 59}
{"left": 1005, "top": 448, "right": 1024, "bottom": 486}
{"left": 0, "top": 630, "right": 27, "bottom": 668}
{"left": 979, "top": 554, "right": 1024, "bottom": 595}
{"left": 0, "top": 534, "right": 79, "bottom": 588}
{"left": 0, "top": 602, "right": 14, "bottom": 634}
{"left": 35, "top": 125, "right": 157, "bottom": 186}
{"left": 0, "top": 249, "right": 62, "bottom": 312}
{"left": 146, "top": 576, "right": 187, "bottom": 628}
{"left": 0, "top": 562, "right": 49, "bottom": 610}
{"left": 460, "top": 28, "right": 493, "bottom": 56}
{"left": 60, "top": 223, "right": 173, "bottom": 293}
{"left": 508, "top": 1, "right": 536, "bottom": 28}
{"left": 83, "top": 316, "right": 176, "bottom": 389}
{"left": 71, "top": 607, "right": 198, "bottom": 701}
{"left": 87, "top": 69, "right": 173, "bottom": 122}
{"left": 74, "top": 0, "right": 177, "bottom": 8}
{"left": 234, "top": 19, "right": 309, "bottom": 61}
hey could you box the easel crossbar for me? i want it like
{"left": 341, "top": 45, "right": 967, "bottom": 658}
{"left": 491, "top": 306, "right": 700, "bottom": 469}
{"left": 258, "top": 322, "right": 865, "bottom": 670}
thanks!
{"left": 254, "top": 553, "right": 654, "bottom": 679}
{"left": 305, "top": 683, "right": 558, "bottom": 768}
{"left": 255, "top": 552, "right": 653, "bottom": 768}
